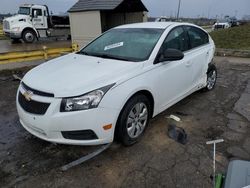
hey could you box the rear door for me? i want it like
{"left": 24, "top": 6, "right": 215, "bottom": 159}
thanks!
{"left": 184, "top": 26, "right": 210, "bottom": 87}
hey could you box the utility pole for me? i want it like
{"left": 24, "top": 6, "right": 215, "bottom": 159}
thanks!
{"left": 176, "top": 0, "right": 181, "bottom": 20}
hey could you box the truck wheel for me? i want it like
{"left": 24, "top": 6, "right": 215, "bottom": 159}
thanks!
{"left": 22, "top": 30, "right": 36, "bottom": 43}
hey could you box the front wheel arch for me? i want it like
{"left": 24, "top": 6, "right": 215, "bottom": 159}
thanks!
{"left": 204, "top": 63, "right": 217, "bottom": 91}
{"left": 114, "top": 90, "right": 154, "bottom": 144}
{"left": 120, "top": 90, "right": 155, "bottom": 118}
{"left": 22, "top": 28, "right": 38, "bottom": 42}
{"left": 207, "top": 63, "right": 216, "bottom": 74}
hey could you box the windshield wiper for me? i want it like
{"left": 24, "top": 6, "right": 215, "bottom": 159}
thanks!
{"left": 77, "top": 51, "right": 131, "bottom": 61}
{"left": 77, "top": 51, "right": 92, "bottom": 56}
{"left": 95, "top": 54, "right": 131, "bottom": 61}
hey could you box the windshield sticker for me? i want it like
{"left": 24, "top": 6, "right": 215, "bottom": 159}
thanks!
{"left": 104, "top": 42, "right": 124, "bottom": 51}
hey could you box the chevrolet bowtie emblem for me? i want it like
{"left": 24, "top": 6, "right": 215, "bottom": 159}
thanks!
{"left": 23, "top": 90, "right": 33, "bottom": 101}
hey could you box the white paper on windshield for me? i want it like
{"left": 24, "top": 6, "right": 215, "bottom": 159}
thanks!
{"left": 104, "top": 42, "right": 124, "bottom": 51}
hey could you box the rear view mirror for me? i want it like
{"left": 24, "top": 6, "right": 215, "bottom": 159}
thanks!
{"left": 158, "top": 48, "right": 184, "bottom": 63}
{"left": 33, "top": 10, "right": 38, "bottom": 18}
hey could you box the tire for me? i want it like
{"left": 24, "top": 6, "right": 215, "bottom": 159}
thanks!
{"left": 203, "top": 64, "right": 217, "bottom": 91}
{"left": 116, "top": 94, "right": 151, "bottom": 146}
{"left": 22, "top": 30, "right": 36, "bottom": 43}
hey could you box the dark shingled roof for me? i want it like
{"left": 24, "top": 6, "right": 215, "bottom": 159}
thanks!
{"left": 68, "top": 0, "right": 148, "bottom": 12}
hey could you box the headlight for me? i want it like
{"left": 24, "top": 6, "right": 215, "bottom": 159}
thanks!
{"left": 60, "top": 83, "right": 115, "bottom": 112}
{"left": 12, "top": 27, "right": 20, "bottom": 32}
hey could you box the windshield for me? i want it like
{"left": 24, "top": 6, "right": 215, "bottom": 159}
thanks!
{"left": 18, "top": 7, "right": 30, "bottom": 15}
{"left": 79, "top": 28, "right": 164, "bottom": 62}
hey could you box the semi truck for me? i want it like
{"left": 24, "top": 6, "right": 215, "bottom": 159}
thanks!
{"left": 3, "top": 4, "right": 70, "bottom": 43}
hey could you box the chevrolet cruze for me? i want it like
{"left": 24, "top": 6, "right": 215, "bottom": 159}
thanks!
{"left": 17, "top": 22, "right": 216, "bottom": 146}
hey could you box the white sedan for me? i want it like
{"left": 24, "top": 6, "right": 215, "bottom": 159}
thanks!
{"left": 17, "top": 22, "right": 216, "bottom": 146}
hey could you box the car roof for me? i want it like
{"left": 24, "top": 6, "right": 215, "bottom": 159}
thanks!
{"left": 115, "top": 22, "right": 194, "bottom": 29}
{"left": 115, "top": 22, "right": 208, "bottom": 33}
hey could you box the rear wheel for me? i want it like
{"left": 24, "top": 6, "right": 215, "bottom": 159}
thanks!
{"left": 22, "top": 30, "right": 36, "bottom": 43}
{"left": 204, "top": 64, "right": 217, "bottom": 91}
{"left": 116, "top": 95, "right": 151, "bottom": 146}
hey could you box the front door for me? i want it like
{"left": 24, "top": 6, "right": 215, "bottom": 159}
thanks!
{"left": 155, "top": 26, "right": 193, "bottom": 110}
{"left": 32, "top": 8, "right": 46, "bottom": 29}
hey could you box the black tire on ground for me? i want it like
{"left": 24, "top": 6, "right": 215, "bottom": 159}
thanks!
{"left": 22, "top": 30, "right": 36, "bottom": 43}
{"left": 116, "top": 94, "right": 151, "bottom": 146}
{"left": 203, "top": 64, "right": 217, "bottom": 91}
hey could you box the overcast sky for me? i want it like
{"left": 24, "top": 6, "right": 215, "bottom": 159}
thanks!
{"left": 1, "top": 0, "right": 249, "bottom": 19}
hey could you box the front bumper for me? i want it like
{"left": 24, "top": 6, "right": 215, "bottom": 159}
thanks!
{"left": 16, "top": 86, "right": 119, "bottom": 145}
{"left": 4, "top": 30, "right": 21, "bottom": 39}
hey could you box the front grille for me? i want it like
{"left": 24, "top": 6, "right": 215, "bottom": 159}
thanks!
{"left": 3, "top": 20, "right": 10, "bottom": 30}
{"left": 21, "top": 82, "right": 54, "bottom": 97}
{"left": 18, "top": 92, "right": 50, "bottom": 115}
{"left": 61, "top": 130, "right": 98, "bottom": 140}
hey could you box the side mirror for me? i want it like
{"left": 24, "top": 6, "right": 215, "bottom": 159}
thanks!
{"left": 157, "top": 48, "right": 184, "bottom": 63}
{"left": 33, "top": 10, "right": 38, "bottom": 18}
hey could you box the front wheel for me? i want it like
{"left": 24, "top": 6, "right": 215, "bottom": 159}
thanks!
{"left": 116, "top": 95, "right": 151, "bottom": 146}
{"left": 204, "top": 64, "right": 217, "bottom": 91}
{"left": 22, "top": 30, "right": 36, "bottom": 43}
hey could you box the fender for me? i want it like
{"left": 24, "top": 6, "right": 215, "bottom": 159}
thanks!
{"left": 21, "top": 27, "right": 39, "bottom": 39}
{"left": 100, "top": 73, "right": 159, "bottom": 117}
{"left": 13, "top": 22, "right": 39, "bottom": 38}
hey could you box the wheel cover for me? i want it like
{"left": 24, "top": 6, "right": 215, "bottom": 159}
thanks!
{"left": 25, "top": 32, "right": 34, "bottom": 42}
{"left": 207, "top": 70, "right": 216, "bottom": 90}
{"left": 126, "top": 102, "right": 148, "bottom": 139}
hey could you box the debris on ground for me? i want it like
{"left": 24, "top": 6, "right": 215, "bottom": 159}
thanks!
{"left": 61, "top": 143, "right": 112, "bottom": 171}
{"left": 166, "top": 114, "right": 181, "bottom": 122}
{"left": 12, "top": 74, "right": 22, "bottom": 81}
{"left": 168, "top": 124, "right": 188, "bottom": 145}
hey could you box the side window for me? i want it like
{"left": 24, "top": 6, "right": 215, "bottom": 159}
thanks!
{"left": 186, "top": 26, "right": 209, "bottom": 49}
{"left": 32, "top": 9, "right": 42, "bottom": 16}
{"left": 161, "top": 27, "right": 189, "bottom": 52}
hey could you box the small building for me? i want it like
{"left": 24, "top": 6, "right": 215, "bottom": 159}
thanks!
{"left": 68, "top": 0, "right": 148, "bottom": 47}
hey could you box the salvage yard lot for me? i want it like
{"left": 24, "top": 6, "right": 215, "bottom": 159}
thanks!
{"left": 0, "top": 56, "right": 250, "bottom": 187}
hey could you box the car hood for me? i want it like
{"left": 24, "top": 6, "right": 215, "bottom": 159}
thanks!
{"left": 22, "top": 53, "right": 143, "bottom": 97}
{"left": 4, "top": 14, "right": 29, "bottom": 23}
